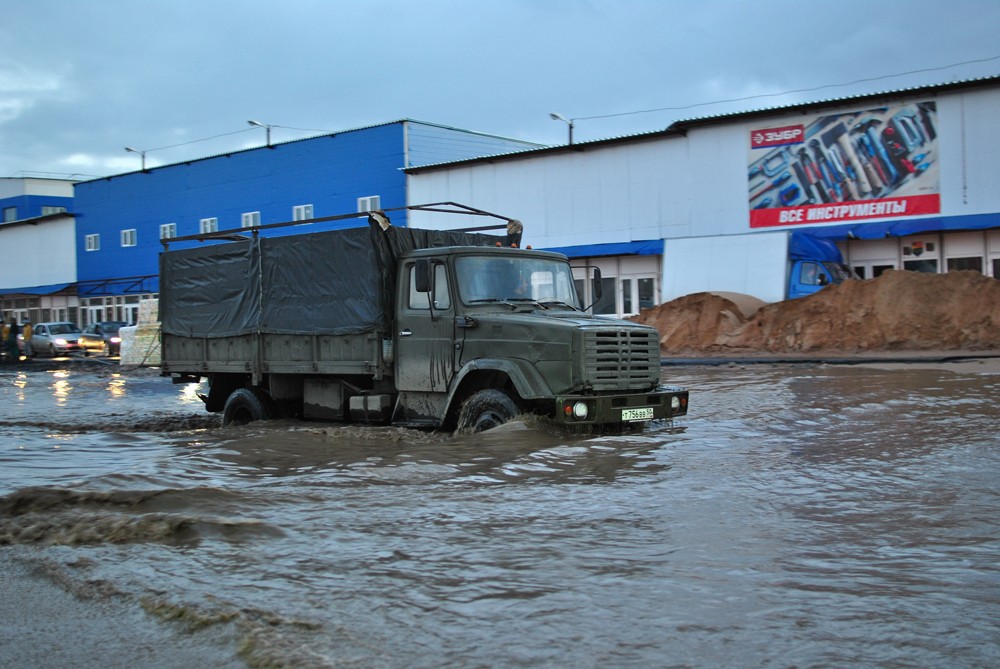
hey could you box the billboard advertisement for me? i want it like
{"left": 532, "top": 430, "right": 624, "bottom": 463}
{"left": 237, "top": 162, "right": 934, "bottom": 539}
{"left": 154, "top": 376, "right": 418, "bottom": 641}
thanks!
{"left": 748, "top": 101, "right": 939, "bottom": 228}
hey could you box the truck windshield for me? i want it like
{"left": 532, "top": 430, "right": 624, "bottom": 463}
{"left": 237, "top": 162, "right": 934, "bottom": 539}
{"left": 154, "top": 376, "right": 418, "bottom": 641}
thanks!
{"left": 823, "top": 262, "right": 854, "bottom": 283}
{"left": 455, "top": 255, "right": 579, "bottom": 307}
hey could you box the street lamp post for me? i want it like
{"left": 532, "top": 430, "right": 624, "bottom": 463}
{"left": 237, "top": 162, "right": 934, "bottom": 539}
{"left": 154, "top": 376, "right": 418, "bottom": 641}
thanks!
{"left": 549, "top": 112, "right": 574, "bottom": 145}
{"left": 124, "top": 146, "right": 146, "bottom": 170}
{"left": 248, "top": 120, "right": 274, "bottom": 147}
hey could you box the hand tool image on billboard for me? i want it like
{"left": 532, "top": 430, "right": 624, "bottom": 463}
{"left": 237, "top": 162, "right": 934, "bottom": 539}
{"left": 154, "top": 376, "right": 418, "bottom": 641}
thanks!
{"left": 796, "top": 148, "right": 831, "bottom": 204}
{"left": 750, "top": 171, "right": 792, "bottom": 201}
{"left": 854, "top": 118, "right": 900, "bottom": 186}
{"left": 821, "top": 122, "right": 874, "bottom": 196}
{"left": 779, "top": 184, "right": 802, "bottom": 206}
{"left": 762, "top": 151, "right": 788, "bottom": 177}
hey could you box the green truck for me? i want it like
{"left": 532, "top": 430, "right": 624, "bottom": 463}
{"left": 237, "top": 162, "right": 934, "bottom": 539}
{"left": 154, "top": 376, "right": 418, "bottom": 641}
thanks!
{"left": 159, "top": 204, "right": 688, "bottom": 432}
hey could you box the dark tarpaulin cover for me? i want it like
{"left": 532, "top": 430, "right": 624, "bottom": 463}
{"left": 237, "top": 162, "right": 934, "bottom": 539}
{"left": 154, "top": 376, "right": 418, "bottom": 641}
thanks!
{"left": 260, "top": 227, "right": 381, "bottom": 335}
{"left": 159, "top": 239, "right": 262, "bottom": 337}
{"left": 160, "top": 221, "right": 503, "bottom": 338}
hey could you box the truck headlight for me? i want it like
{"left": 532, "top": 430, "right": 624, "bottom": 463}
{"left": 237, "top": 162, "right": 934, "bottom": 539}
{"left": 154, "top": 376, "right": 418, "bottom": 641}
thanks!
{"left": 671, "top": 396, "right": 681, "bottom": 410}
{"left": 562, "top": 400, "right": 591, "bottom": 421}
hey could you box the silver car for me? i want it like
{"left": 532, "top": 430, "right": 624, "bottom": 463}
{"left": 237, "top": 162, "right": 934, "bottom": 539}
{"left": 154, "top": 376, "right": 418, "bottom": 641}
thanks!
{"left": 28, "top": 321, "right": 84, "bottom": 357}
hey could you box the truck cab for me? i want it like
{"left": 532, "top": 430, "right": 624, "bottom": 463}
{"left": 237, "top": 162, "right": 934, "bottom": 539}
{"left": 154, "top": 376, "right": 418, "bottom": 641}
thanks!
{"left": 392, "top": 245, "right": 686, "bottom": 431}
{"left": 788, "top": 257, "right": 854, "bottom": 299}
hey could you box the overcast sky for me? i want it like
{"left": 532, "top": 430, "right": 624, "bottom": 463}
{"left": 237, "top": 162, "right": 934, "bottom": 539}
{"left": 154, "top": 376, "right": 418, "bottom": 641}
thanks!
{"left": 2, "top": 0, "right": 998, "bottom": 179}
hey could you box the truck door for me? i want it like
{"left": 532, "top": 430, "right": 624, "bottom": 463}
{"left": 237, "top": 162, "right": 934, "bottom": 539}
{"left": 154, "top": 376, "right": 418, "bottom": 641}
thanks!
{"left": 788, "top": 260, "right": 829, "bottom": 299}
{"left": 395, "top": 260, "right": 455, "bottom": 392}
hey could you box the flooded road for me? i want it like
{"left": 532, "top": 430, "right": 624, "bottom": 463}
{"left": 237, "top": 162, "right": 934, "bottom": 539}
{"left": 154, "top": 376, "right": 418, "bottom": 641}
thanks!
{"left": 1, "top": 362, "right": 999, "bottom": 668}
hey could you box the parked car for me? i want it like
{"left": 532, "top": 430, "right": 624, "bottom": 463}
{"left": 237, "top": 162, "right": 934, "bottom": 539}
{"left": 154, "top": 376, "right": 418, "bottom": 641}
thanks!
{"left": 28, "top": 322, "right": 84, "bottom": 357}
{"left": 80, "top": 321, "right": 129, "bottom": 356}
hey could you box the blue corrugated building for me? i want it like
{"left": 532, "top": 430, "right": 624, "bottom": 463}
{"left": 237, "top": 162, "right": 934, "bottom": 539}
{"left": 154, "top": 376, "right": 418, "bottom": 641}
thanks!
{"left": 0, "top": 178, "right": 74, "bottom": 223}
{"left": 71, "top": 120, "right": 541, "bottom": 323}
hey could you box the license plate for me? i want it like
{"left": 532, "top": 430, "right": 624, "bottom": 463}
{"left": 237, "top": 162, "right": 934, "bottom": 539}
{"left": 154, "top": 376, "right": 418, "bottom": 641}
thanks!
{"left": 621, "top": 407, "right": 654, "bottom": 422}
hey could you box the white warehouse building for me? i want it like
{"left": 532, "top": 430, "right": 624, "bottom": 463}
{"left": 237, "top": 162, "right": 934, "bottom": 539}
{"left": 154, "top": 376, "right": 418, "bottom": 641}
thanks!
{"left": 406, "top": 76, "right": 1000, "bottom": 317}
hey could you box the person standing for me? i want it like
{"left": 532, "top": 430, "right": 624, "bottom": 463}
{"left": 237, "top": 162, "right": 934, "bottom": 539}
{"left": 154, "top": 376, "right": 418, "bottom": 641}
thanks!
{"left": 0, "top": 318, "right": 8, "bottom": 362}
{"left": 22, "top": 319, "right": 33, "bottom": 358}
{"left": 5, "top": 318, "right": 18, "bottom": 361}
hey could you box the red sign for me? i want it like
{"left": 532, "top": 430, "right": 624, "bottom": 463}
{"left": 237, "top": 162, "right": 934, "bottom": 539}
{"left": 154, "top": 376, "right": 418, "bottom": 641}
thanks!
{"left": 750, "top": 194, "right": 941, "bottom": 228}
{"left": 750, "top": 124, "right": 805, "bottom": 149}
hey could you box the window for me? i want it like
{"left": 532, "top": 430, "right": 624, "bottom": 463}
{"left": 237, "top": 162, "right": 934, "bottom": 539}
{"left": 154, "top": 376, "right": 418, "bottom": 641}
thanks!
{"left": 638, "top": 278, "right": 655, "bottom": 310}
{"left": 120, "top": 229, "right": 137, "bottom": 247}
{"left": 574, "top": 278, "right": 586, "bottom": 309}
{"left": 798, "top": 262, "right": 826, "bottom": 286}
{"left": 592, "top": 277, "right": 617, "bottom": 315}
{"left": 947, "top": 257, "right": 983, "bottom": 273}
{"left": 3, "top": 207, "right": 16, "bottom": 222}
{"left": 903, "top": 259, "right": 938, "bottom": 273}
{"left": 160, "top": 223, "right": 176, "bottom": 239}
{"left": 293, "top": 204, "right": 313, "bottom": 221}
{"left": 408, "top": 263, "right": 450, "bottom": 310}
{"left": 241, "top": 211, "right": 261, "bottom": 228}
{"left": 200, "top": 217, "right": 218, "bottom": 234}
{"left": 358, "top": 195, "right": 381, "bottom": 212}
{"left": 456, "top": 256, "right": 577, "bottom": 308}
{"left": 85, "top": 234, "right": 100, "bottom": 251}
{"left": 41, "top": 206, "right": 67, "bottom": 215}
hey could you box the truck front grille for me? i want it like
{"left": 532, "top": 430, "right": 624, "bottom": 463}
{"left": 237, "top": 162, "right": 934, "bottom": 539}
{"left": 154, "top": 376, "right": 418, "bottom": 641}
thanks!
{"left": 582, "top": 328, "right": 660, "bottom": 390}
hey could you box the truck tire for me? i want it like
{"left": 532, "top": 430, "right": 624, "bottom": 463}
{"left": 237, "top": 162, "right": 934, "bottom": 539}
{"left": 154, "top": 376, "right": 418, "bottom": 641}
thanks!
{"left": 204, "top": 375, "right": 244, "bottom": 413}
{"left": 456, "top": 389, "right": 519, "bottom": 434}
{"left": 222, "top": 387, "right": 274, "bottom": 427}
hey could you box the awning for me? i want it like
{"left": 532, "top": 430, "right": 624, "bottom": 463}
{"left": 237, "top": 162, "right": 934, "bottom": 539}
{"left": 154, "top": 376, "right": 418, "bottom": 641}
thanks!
{"left": 76, "top": 275, "right": 159, "bottom": 296}
{"left": 804, "top": 212, "right": 1000, "bottom": 241}
{"left": 542, "top": 239, "right": 664, "bottom": 259}
{"left": 0, "top": 282, "right": 73, "bottom": 296}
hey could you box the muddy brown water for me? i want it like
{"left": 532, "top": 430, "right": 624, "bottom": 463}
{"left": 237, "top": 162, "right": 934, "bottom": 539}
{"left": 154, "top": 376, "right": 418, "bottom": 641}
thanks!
{"left": 1, "top": 362, "right": 998, "bottom": 668}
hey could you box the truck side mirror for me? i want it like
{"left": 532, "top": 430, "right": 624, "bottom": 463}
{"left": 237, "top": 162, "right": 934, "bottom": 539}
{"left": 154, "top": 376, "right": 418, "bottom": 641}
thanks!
{"left": 591, "top": 267, "right": 603, "bottom": 301}
{"left": 818, "top": 273, "right": 829, "bottom": 286}
{"left": 414, "top": 259, "right": 432, "bottom": 293}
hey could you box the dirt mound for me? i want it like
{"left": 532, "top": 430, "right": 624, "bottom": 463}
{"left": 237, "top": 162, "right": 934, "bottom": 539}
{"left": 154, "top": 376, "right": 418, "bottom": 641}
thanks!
{"left": 631, "top": 270, "right": 1000, "bottom": 355}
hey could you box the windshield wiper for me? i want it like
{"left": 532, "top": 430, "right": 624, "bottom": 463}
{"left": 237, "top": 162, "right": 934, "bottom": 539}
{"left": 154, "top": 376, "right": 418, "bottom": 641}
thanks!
{"left": 539, "top": 300, "right": 579, "bottom": 311}
{"left": 506, "top": 297, "right": 549, "bottom": 309}
{"left": 467, "top": 297, "right": 517, "bottom": 309}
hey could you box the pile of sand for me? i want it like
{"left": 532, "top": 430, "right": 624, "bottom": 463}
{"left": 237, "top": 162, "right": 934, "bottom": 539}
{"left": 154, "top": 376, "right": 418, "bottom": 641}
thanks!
{"left": 631, "top": 270, "right": 1000, "bottom": 355}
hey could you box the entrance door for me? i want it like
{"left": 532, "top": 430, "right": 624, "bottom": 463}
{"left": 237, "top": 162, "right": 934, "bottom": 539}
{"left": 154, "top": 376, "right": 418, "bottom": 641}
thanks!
{"left": 85, "top": 306, "right": 104, "bottom": 326}
{"left": 621, "top": 276, "right": 657, "bottom": 316}
{"left": 395, "top": 261, "right": 455, "bottom": 393}
{"left": 120, "top": 303, "right": 139, "bottom": 324}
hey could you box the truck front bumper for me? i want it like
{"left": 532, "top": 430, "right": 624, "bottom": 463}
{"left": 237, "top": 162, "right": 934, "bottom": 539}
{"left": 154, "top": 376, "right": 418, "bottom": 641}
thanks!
{"left": 552, "top": 385, "right": 688, "bottom": 426}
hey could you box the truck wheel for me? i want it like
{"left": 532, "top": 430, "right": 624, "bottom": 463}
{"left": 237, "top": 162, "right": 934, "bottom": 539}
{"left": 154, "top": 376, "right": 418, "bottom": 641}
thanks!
{"left": 457, "top": 389, "right": 519, "bottom": 433}
{"left": 222, "top": 388, "right": 274, "bottom": 426}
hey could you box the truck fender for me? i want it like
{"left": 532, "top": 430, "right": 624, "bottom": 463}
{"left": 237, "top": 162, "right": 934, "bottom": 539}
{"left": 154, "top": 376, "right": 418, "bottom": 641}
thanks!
{"left": 451, "top": 358, "right": 552, "bottom": 402}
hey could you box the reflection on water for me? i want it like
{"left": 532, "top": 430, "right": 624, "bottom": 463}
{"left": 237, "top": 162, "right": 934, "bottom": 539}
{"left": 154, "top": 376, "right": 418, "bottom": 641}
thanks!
{"left": 106, "top": 374, "right": 126, "bottom": 398}
{"left": 13, "top": 370, "right": 27, "bottom": 402}
{"left": 51, "top": 371, "right": 71, "bottom": 406}
{"left": 0, "top": 363, "right": 998, "bottom": 668}
{"left": 177, "top": 380, "right": 203, "bottom": 405}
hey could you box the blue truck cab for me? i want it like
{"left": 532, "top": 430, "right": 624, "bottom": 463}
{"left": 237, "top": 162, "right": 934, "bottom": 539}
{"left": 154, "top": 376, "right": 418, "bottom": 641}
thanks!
{"left": 787, "top": 231, "right": 855, "bottom": 299}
